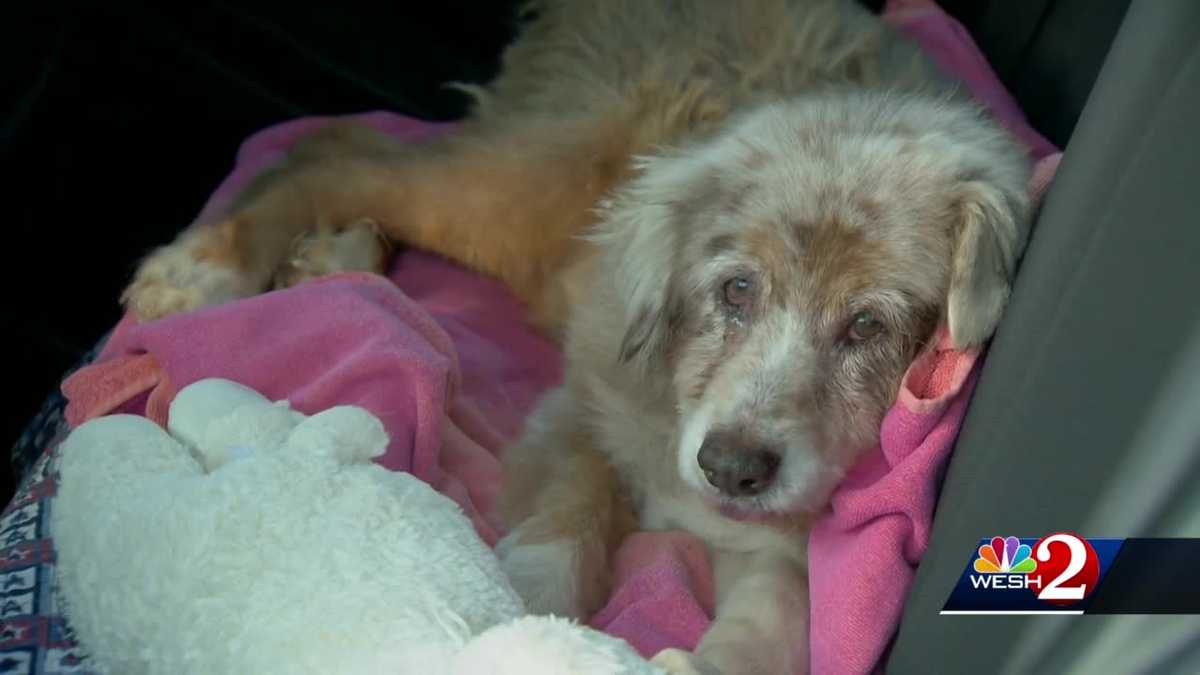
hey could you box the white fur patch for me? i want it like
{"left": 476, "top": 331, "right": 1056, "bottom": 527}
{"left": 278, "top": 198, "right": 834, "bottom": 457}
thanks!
{"left": 677, "top": 402, "right": 715, "bottom": 492}
{"left": 764, "top": 446, "right": 846, "bottom": 514}
{"left": 497, "top": 538, "right": 585, "bottom": 620}
{"left": 758, "top": 317, "right": 799, "bottom": 380}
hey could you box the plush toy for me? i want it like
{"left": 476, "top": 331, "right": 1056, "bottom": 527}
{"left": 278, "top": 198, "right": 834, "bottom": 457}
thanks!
{"left": 51, "top": 378, "right": 660, "bottom": 675}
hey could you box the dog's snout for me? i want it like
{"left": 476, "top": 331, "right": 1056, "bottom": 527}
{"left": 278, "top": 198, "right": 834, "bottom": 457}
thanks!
{"left": 697, "top": 432, "right": 781, "bottom": 497}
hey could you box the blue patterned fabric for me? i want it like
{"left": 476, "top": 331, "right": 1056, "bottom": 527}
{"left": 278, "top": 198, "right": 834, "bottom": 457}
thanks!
{"left": 0, "top": 337, "right": 106, "bottom": 674}
{"left": 0, "top": 450, "right": 93, "bottom": 674}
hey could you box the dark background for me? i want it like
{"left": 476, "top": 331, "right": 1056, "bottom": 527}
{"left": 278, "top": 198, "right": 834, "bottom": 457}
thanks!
{"left": 2, "top": 0, "right": 1125, "bottom": 502}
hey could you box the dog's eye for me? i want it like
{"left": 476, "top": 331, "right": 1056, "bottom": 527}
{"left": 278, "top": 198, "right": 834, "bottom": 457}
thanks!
{"left": 722, "top": 277, "right": 755, "bottom": 307}
{"left": 847, "top": 311, "right": 884, "bottom": 341}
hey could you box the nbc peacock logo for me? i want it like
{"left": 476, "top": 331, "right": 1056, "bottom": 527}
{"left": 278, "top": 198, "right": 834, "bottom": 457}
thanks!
{"left": 973, "top": 536, "right": 1037, "bottom": 574}
{"left": 969, "top": 535, "right": 1041, "bottom": 591}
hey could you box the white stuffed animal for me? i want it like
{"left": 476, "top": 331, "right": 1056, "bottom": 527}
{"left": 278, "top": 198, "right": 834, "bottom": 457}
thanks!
{"left": 51, "top": 378, "right": 660, "bottom": 675}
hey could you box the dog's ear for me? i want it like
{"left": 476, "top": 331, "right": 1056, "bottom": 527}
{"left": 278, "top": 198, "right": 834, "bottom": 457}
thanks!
{"left": 946, "top": 177, "right": 1028, "bottom": 347}
{"left": 608, "top": 204, "right": 683, "bottom": 368}
{"left": 593, "top": 159, "right": 694, "bottom": 369}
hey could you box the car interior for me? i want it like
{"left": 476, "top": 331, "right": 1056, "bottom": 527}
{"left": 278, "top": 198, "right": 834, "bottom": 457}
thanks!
{"left": 7, "top": 0, "right": 1198, "bottom": 672}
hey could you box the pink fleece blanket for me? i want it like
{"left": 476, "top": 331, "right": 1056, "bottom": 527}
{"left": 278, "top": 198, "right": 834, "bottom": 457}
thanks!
{"left": 61, "top": 1, "right": 1060, "bottom": 672}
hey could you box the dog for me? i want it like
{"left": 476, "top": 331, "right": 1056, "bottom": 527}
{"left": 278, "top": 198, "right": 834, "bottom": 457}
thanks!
{"left": 122, "top": 1, "right": 1031, "bottom": 672}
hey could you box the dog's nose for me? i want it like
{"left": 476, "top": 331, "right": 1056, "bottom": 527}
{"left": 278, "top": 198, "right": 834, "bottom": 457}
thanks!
{"left": 697, "top": 433, "right": 781, "bottom": 497}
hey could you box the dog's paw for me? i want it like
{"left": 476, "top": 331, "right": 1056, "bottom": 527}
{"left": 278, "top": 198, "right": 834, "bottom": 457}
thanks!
{"left": 651, "top": 649, "right": 722, "bottom": 675}
{"left": 496, "top": 534, "right": 589, "bottom": 620}
{"left": 273, "top": 218, "right": 390, "bottom": 289}
{"left": 122, "top": 222, "right": 258, "bottom": 321}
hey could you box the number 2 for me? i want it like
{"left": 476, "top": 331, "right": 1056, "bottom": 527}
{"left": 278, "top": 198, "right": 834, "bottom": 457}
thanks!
{"left": 1037, "top": 533, "right": 1087, "bottom": 600}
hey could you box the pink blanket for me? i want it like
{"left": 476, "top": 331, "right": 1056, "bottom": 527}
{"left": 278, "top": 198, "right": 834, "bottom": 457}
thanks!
{"left": 62, "top": 1, "right": 1060, "bottom": 672}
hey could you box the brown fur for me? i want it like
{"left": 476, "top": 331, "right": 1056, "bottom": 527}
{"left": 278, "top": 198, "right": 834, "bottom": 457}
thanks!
{"left": 122, "top": 2, "right": 1031, "bottom": 672}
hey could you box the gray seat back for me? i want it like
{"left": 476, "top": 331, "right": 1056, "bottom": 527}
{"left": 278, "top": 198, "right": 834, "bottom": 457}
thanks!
{"left": 887, "top": 1, "right": 1200, "bottom": 671}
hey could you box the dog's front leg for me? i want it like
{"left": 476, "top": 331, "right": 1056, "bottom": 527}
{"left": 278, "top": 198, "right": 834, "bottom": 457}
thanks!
{"left": 494, "top": 390, "right": 637, "bottom": 620}
{"left": 654, "top": 548, "right": 809, "bottom": 675}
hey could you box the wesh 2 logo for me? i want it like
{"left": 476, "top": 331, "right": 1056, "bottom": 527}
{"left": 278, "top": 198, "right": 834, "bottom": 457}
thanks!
{"left": 943, "top": 532, "right": 1107, "bottom": 614}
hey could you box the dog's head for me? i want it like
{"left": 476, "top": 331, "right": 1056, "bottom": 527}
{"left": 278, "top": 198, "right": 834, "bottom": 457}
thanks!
{"left": 596, "top": 91, "right": 1030, "bottom": 514}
